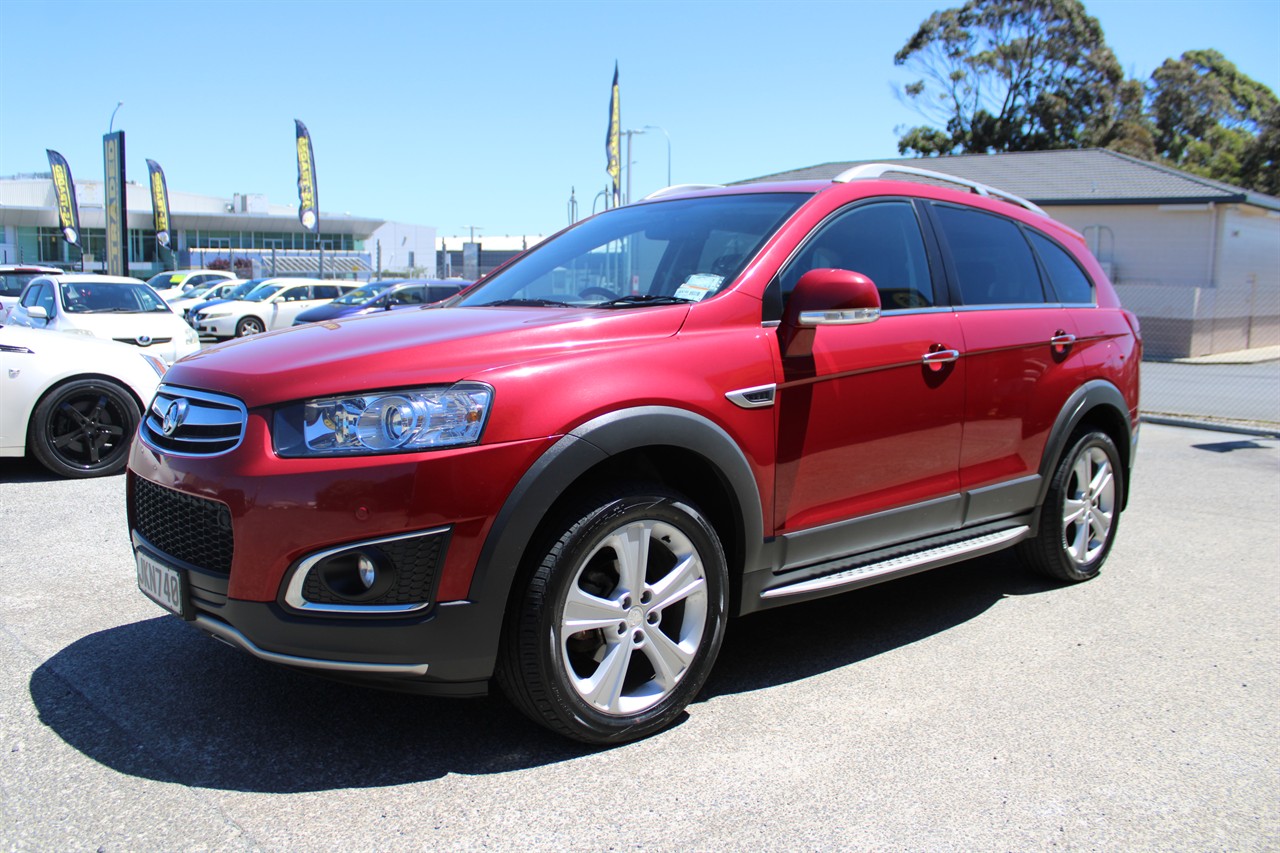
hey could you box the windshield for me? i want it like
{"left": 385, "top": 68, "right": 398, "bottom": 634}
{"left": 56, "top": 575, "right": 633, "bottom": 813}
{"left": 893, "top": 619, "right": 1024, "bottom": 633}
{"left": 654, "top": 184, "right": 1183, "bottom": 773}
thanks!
{"left": 456, "top": 193, "right": 808, "bottom": 308}
{"left": 335, "top": 282, "right": 395, "bottom": 305}
{"left": 216, "top": 279, "right": 265, "bottom": 302}
{"left": 146, "top": 272, "right": 186, "bottom": 289}
{"left": 60, "top": 281, "right": 171, "bottom": 313}
{"left": 241, "top": 282, "right": 285, "bottom": 302}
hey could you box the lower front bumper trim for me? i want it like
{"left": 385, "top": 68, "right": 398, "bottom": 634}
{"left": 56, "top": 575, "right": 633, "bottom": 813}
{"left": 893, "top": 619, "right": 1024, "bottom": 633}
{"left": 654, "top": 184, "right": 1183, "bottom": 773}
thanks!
{"left": 194, "top": 614, "right": 430, "bottom": 676}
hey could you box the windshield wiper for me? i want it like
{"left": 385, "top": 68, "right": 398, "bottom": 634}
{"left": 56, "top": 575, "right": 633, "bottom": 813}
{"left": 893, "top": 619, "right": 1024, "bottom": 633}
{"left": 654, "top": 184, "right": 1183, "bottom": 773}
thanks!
{"left": 481, "top": 298, "right": 574, "bottom": 307}
{"left": 594, "top": 294, "right": 693, "bottom": 308}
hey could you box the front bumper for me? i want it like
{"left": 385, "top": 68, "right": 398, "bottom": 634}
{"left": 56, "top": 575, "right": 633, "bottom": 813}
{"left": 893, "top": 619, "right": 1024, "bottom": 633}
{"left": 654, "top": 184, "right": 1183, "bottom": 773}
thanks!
{"left": 126, "top": 417, "right": 557, "bottom": 691}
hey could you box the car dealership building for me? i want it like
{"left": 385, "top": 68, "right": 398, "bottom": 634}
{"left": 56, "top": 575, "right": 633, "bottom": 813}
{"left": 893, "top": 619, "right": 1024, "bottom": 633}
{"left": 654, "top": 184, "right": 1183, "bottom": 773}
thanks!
{"left": 0, "top": 174, "right": 432, "bottom": 282}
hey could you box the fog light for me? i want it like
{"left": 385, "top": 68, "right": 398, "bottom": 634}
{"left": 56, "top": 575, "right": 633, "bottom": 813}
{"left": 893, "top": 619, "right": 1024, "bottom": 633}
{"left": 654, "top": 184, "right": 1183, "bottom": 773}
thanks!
{"left": 315, "top": 548, "right": 394, "bottom": 602}
{"left": 357, "top": 554, "right": 376, "bottom": 590}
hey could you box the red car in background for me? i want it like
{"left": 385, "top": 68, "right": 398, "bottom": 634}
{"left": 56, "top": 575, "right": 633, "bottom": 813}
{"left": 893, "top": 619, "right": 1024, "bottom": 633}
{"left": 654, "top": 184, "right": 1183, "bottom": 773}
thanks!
{"left": 127, "top": 165, "right": 1140, "bottom": 743}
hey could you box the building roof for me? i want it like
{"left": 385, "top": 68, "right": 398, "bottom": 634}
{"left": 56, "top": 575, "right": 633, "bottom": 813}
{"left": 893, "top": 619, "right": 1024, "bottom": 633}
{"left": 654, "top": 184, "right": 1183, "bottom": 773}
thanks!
{"left": 736, "top": 149, "right": 1280, "bottom": 213}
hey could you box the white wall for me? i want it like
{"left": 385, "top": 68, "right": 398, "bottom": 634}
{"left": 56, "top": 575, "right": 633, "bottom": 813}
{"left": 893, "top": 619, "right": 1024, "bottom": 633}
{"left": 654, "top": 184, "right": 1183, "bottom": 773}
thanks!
{"left": 368, "top": 221, "right": 438, "bottom": 275}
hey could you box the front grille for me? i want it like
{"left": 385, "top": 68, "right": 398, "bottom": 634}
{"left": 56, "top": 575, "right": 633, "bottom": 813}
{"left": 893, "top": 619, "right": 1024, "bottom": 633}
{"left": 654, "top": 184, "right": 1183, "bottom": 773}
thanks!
{"left": 132, "top": 477, "right": 234, "bottom": 575}
{"left": 113, "top": 337, "right": 173, "bottom": 348}
{"left": 301, "top": 532, "right": 445, "bottom": 607}
{"left": 141, "top": 385, "right": 246, "bottom": 456}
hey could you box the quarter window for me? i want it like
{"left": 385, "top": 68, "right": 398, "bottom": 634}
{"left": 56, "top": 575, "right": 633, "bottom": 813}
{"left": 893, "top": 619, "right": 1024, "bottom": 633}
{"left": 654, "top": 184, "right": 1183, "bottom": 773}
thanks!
{"left": 779, "top": 201, "right": 934, "bottom": 310}
{"left": 1027, "top": 231, "right": 1095, "bottom": 304}
{"left": 932, "top": 205, "right": 1046, "bottom": 306}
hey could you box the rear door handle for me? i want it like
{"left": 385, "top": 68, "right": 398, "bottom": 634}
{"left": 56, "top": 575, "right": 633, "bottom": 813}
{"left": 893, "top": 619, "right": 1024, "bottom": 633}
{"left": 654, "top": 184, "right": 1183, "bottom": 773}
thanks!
{"left": 1051, "top": 330, "right": 1076, "bottom": 356}
{"left": 922, "top": 346, "right": 960, "bottom": 372}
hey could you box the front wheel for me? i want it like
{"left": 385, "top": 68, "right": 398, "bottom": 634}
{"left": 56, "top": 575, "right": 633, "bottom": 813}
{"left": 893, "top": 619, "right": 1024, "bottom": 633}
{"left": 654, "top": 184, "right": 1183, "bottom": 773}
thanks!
{"left": 235, "top": 316, "right": 265, "bottom": 337}
{"left": 497, "top": 487, "right": 729, "bottom": 744}
{"left": 1018, "top": 430, "right": 1123, "bottom": 582}
{"left": 29, "top": 378, "right": 139, "bottom": 478}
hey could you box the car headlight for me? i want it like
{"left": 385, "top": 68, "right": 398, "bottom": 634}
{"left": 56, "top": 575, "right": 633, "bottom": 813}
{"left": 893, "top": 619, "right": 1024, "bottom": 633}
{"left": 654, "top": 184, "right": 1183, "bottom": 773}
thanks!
{"left": 274, "top": 383, "right": 493, "bottom": 457}
{"left": 141, "top": 354, "right": 168, "bottom": 377}
{"left": 200, "top": 311, "right": 231, "bottom": 319}
{"left": 183, "top": 326, "right": 199, "bottom": 345}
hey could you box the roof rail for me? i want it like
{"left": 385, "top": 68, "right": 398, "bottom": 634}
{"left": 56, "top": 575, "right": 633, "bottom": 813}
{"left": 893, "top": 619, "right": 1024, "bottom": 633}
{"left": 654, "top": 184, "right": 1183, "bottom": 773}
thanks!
{"left": 642, "top": 183, "right": 725, "bottom": 201}
{"left": 832, "top": 163, "right": 1048, "bottom": 217}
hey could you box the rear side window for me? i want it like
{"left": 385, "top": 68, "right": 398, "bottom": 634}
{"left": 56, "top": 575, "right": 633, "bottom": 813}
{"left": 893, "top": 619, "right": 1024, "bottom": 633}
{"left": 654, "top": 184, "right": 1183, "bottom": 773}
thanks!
{"left": 313, "top": 285, "right": 340, "bottom": 299}
{"left": 1027, "top": 231, "right": 1095, "bottom": 304}
{"left": 932, "top": 205, "right": 1046, "bottom": 306}
{"left": 779, "top": 201, "right": 934, "bottom": 310}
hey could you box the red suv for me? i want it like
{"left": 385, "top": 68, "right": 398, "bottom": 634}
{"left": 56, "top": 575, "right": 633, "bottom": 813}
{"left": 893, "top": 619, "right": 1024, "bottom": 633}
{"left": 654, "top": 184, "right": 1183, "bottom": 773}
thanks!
{"left": 128, "top": 165, "right": 1140, "bottom": 743}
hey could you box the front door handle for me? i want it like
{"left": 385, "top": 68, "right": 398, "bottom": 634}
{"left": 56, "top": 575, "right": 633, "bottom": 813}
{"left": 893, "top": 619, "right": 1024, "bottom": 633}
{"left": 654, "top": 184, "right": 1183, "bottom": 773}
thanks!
{"left": 922, "top": 346, "right": 960, "bottom": 371}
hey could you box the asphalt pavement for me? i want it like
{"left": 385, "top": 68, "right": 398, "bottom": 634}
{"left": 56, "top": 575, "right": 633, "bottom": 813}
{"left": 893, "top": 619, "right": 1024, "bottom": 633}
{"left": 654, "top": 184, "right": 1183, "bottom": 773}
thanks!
{"left": 1, "top": 423, "right": 1277, "bottom": 851}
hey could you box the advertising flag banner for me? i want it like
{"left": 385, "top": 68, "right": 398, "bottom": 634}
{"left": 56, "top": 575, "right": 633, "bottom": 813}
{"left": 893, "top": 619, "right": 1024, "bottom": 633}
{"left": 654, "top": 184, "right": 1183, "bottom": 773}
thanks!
{"left": 146, "top": 159, "right": 173, "bottom": 251}
{"left": 295, "top": 119, "right": 319, "bottom": 233}
{"left": 103, "top": 131, "right": 128, "bottom": 277}
{"left": 606, "top": 64, "right": 620, "bottom": 208}
{"left": 46, "top": 149, "right": 82, "bottom": 246}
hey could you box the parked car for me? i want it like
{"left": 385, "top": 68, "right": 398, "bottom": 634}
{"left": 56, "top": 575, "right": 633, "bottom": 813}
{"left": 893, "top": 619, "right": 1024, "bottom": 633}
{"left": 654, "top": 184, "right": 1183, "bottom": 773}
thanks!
{"left": 1, "top": 325, "right": 164, "bottom": 477}
{"left": 8, "top": 274, "right": 201, "bottom": 365}
{"left": 189, "top": 278, "right": 355, "bottom": 339}
{"left": 128, "top": 165, "right": 1141, "bottom": 744}
{"left": 292, "top": 279, "right": 472, "bottom": 325}
{"left": 1, "top": 264, "right": 62, "bottom": 323}
{"left": 177, "top": 278, "right": 268, "bottom": 322}
{"left": 146, "top": 269, "right": 238, "bottom": 301}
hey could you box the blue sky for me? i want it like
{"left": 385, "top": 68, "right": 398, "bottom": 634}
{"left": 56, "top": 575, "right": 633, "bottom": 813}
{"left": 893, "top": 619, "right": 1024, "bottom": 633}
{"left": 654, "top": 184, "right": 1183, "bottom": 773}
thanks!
{"left": 1, "top": 0, "right": 1277, "bottom": 239}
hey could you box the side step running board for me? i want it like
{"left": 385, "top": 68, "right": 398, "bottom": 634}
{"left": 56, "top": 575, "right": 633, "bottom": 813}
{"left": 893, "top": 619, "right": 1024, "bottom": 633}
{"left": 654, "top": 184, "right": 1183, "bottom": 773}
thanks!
{"left": 761, "top": 526, "right": 1029, "bottom": 600}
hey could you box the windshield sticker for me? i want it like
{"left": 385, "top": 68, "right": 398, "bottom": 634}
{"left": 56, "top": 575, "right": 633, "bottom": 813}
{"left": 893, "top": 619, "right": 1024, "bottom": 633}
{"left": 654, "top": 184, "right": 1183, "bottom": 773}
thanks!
{"left": 673, "top": 274, "right": 723, "bottom": 302}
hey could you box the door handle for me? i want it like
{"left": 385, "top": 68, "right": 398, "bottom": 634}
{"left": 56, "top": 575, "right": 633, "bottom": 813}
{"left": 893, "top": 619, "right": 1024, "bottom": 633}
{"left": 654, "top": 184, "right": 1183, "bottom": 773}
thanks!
{"left": 922, "top": 346, "right": 960, "bottom": 371}
{"left": 1051, "top": 330, "right": 1076, "bottom": 356}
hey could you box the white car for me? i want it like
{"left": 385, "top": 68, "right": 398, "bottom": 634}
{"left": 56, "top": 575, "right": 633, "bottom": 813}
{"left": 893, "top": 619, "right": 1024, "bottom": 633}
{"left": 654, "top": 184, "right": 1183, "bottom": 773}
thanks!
{"left": 145, "top": 269, "right": 238, "bottom": 301}
{"left": 7, "top": 274, "right": 201, "bottom": 365}
{"left": 0, "top": 325, "right": 165, "bottom": 477}
{"left": 1, "top": 264, "right": 62, "bottom": 323}
{"left": 190, "top": 278, "right": 354, "bottom": 339}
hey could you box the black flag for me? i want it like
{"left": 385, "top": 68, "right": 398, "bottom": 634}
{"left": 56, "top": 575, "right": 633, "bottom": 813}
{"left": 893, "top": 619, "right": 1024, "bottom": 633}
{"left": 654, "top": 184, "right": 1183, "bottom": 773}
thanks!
{"left": 46, "top": 149, "right": 82, "bottom": 246}
{"left": 295, "top": 120, "right": 319, "bottom": 233}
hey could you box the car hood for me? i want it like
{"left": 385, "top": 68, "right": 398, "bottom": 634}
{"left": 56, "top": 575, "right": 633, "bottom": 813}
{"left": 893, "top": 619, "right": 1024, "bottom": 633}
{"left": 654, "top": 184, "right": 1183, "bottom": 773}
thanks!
{"left": 63, "top": 312, "right": 187, "bottom": 340}
{"left": 164, "top": 304, "right": 691, "bottom": 407}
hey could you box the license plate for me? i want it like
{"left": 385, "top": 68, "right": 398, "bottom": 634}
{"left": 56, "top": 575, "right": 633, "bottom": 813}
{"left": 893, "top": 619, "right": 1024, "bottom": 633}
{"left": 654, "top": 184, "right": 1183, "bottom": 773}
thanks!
{"left": 136, "top": 551, "right": 188, "bottom": 618}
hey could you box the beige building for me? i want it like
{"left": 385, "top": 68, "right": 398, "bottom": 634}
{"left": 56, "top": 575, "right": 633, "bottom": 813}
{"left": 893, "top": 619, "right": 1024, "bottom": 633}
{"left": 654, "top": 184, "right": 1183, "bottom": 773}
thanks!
{"left": 744, "top": 150, "right": 1280, "bottom": 359}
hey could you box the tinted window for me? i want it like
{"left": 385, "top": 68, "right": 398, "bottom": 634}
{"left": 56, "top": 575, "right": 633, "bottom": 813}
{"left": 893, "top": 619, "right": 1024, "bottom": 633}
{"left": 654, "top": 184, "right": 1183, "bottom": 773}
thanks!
{"left": 1028, "top": 231, "right": 1094, "bottom": 304}
{"left": 21, "top": 282, "right": 49, "bottom": 311}
{"left": 1, "top": 273, "right": 44, "bottom": 298}
{"left": 779, "top": 201, "right": 934, "bottom": 310}
{"left": 932, "top": 205, "right": 1045, "bottom": 305}
{"left": 313, "top": 285, "right": 340, "bottom": 299}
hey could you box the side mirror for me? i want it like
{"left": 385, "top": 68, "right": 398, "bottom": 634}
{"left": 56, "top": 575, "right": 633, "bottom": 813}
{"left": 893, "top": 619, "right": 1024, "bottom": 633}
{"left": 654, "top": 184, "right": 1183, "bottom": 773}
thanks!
{"left": 27, "top": 305, "right": 49, "bottom": 320}
{"left": 779, "top": 268, "right": 881, "bottom": 357}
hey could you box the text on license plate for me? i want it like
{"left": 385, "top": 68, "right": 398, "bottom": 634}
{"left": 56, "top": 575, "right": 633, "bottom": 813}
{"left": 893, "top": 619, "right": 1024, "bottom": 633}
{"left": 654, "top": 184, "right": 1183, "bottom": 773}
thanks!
{"left": 136, "top": 552, "right": 185, "bottom": 617}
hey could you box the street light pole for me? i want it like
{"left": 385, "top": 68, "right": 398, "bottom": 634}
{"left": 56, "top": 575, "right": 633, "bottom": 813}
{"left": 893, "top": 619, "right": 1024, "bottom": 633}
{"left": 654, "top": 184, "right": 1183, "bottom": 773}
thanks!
{"left": 622, "top": 129, "right": 645, "bottom": 204}
{"left": 643, "top": 125, "right": 671, "bottom": 187}
{"left": 108, "top": 101, "right": 124, "bottom": 133}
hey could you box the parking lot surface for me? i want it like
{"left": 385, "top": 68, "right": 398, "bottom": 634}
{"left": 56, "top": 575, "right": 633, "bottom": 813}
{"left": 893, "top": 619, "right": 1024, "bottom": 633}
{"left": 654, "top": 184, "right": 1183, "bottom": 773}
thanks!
{"left": 1, "top": 423, "right": 1276, "bottom": 850}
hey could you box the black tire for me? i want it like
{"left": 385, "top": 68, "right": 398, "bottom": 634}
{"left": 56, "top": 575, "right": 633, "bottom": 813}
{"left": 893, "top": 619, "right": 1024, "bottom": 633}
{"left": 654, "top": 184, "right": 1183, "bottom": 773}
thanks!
{"left": 1018, "top": 430, "right": 1123, "bottom": 582}
{"left": 497, "top": 486, "right": 729, "bottom": 744}
{"left": 235, "top": 316, "right": 265, "bottom": 337}
{"left": 28, "top": 378, "right": 139, "bottom": 478}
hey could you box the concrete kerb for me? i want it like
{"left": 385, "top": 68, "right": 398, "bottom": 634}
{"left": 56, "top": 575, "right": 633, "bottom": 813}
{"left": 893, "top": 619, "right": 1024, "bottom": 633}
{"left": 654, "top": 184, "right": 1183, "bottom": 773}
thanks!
{"left": 1140, "top": 414, "right": 1280, "bottom": 438}
{"left": 1166, "top": 344, "right": 1280, "bottom": 365}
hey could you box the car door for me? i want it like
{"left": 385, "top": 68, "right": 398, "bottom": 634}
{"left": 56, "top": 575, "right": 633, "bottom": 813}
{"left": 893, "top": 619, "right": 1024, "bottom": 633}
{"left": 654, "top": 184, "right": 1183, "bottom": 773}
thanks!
{"left": 266, "top": 285, "right": 316, "bottom": 329}
{"left": 926, "top": 203, "right": 1082, "bottom": 512}
{"left": 772, "top": 200, "right": 965, "bottom": 550}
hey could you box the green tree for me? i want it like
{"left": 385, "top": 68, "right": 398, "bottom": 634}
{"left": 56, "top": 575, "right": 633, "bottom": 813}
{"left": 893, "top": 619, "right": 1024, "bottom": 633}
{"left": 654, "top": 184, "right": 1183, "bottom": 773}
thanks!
{"left": 894, "top": 0, "right": 1124, "bottom": 156}
{"left": 1149, "top": 49, "right": 1279, "bottom": 190}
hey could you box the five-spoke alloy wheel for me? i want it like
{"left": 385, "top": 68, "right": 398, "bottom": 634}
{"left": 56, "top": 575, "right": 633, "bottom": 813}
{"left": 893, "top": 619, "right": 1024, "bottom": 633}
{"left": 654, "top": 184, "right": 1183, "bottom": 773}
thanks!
{"left": 499, "top": 487, "right": 728, "bottom": 744}
{"left": 29, "top": 378, "right": 140, "bottom": 478}
{"left": 1019, "top": 430, "right": 1123, "bottom": 582}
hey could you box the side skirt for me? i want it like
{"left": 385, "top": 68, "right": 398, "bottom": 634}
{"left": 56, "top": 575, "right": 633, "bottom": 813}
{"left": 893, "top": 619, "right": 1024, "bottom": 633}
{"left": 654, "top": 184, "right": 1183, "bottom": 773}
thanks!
{"left": 740, "top": 518, "right": 1032, "bottom": 614}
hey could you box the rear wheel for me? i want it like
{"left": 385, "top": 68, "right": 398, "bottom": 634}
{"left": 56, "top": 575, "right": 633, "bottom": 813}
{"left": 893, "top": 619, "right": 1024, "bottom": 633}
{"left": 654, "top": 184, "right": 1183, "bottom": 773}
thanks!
{"left": 29, "top": 378, "right": 139, "bottom": 478}
{"left": 498, "top": 487, "right": 728, "bottom": 744}
{"left": 1018, "top": 430, "right": 1123, "bottom": 582}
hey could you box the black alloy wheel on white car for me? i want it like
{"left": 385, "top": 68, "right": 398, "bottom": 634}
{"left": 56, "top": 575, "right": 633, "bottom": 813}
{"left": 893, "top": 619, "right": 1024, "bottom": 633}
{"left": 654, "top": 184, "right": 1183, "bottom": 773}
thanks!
{"left": 498, "top": 486, "right": 729, "bottom": 744}
{"left": 29, "top": 378, "right": 139, "bottom": 478}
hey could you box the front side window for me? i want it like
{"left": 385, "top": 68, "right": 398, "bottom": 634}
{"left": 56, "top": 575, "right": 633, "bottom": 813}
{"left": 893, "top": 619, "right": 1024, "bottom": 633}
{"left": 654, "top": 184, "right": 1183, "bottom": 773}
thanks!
{"left": 455, "top": 193, "right": 809, "bottom": 308}
{"left": 1027, "top": 231, "right": 1095, "bottom": 304}
{"left": 22, "top": 282, "right": 52, "bottom": 314}
{"left": 931, "top": 205, "right": 1046, "bottom": 306}
{"left": 778, "top": 201, "right": 935, "bottom": 311}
